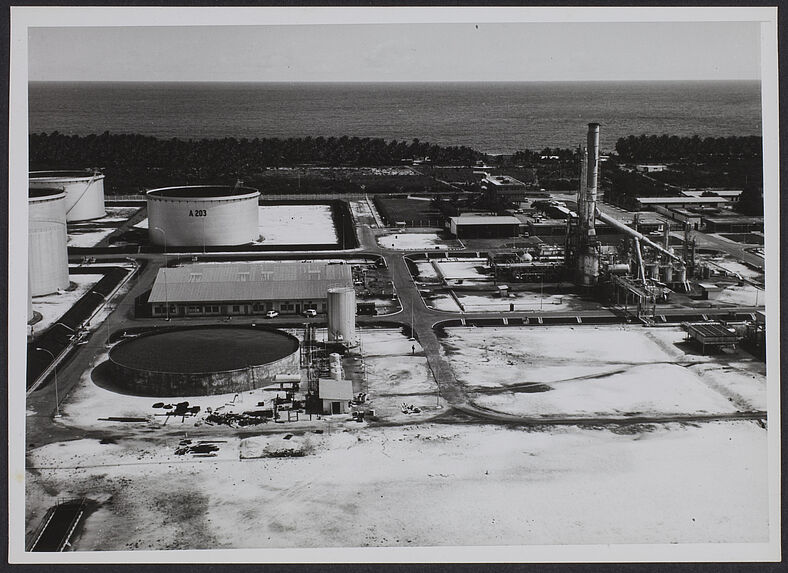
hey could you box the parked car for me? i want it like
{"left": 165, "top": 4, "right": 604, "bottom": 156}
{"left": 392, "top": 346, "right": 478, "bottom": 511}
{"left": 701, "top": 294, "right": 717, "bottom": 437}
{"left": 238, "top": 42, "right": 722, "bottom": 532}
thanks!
{"left": 265, "top": 310, "right": 279, "bottom": 319}
{"left": 303, "top": 309, "right": 317, "bottom": 317}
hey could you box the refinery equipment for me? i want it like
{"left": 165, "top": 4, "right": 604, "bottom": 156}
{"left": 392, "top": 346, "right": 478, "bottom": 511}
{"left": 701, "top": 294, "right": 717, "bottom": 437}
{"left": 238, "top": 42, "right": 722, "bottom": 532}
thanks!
{"left": 327, "top": 286, "right": 356, "bottom": 345}
{"left": 29, "top": 170, "right": 106, "bottom": 222}
{"left": 29, "top": 188, "right": 69, "bottom": 296}
{"left": 565, "top": 123, "right": 690, "bottom": 316}
{"left": 571, "top": 123, "right": 601, "bottom": 287}
{"left": 146, "top": 185, "right": 261, "bottom": 248}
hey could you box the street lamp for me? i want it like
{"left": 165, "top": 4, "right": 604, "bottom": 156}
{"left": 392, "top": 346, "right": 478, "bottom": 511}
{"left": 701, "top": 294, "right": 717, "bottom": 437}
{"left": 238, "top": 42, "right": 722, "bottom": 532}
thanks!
{"left": 35, "top": 347, "right": 60, "bottom": 418}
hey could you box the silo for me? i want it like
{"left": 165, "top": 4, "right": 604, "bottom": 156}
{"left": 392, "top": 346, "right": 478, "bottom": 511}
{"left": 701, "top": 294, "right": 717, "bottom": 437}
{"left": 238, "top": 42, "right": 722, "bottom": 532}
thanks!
{"left": 29, "top": 188, "right": 69, "bottom": 296}
{"left": 146, "top": 185, "right": 261, "bottom": 247}
{"left": 29, "top": 170, "right": 106, "bottom": 222}
{"left": 662, "top": 264, "right": 674, "bottom": 283}
{"left": 327, "top": 287, "right": 356, "bottom": 344}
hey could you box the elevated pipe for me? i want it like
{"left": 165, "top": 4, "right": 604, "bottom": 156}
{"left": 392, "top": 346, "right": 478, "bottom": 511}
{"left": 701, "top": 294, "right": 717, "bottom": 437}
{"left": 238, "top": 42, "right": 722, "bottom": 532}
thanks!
{"left": 595, "top": 208, "right": 685, "bottom": 266}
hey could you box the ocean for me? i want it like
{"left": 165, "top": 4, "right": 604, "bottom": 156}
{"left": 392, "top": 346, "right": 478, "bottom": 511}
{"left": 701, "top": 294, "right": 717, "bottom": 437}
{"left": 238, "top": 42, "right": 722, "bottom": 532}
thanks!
{"left": 28, "top": 81, "right": 762, "bottom": 154}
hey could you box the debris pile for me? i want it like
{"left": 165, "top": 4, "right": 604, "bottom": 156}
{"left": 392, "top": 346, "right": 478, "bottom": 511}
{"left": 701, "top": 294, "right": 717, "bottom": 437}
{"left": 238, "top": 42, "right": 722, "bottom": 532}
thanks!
{"left": 205, "top": 409, "right": 276, "bottom": 427}
{"left": 174, "top": 439, "right": 223, "bottom": 457}
{"left": 401, "top": 403, "right": 422, "bottom": 414}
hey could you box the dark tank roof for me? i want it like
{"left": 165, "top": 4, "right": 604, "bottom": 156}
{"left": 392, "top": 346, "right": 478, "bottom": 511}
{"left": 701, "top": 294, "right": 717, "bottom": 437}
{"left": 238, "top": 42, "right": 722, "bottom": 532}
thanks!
{"left": 29, "top": 187, "right": 66, "bottom": 199}
{"left": 147, "top": 185, "right": 259, "bottom": 198}
{"left": 30, "top": 170, "right": 100, "bottom": 179}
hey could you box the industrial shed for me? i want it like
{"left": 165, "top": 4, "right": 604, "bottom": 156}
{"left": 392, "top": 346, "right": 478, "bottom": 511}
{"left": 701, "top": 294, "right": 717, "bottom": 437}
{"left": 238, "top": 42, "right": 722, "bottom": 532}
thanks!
{"left": 682, "top": 321, "right": 743, "bottom": 354}
{"left": 449, "top": 215, "right": 522, "bottom": 239}
{"left": 702, "top": 215, "right": 764, "bottom": 233}
{"left": 145, "top": 261, "right": 353, "bottom": 318}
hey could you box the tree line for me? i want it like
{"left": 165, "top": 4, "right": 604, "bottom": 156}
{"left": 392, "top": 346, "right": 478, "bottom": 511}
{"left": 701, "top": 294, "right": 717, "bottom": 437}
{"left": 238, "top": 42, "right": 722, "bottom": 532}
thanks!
{"left": 29, "top": 132, "right": 484, "bottom": 194}
{"left": 614, "top": 134, "right": 762, "bottom": 162}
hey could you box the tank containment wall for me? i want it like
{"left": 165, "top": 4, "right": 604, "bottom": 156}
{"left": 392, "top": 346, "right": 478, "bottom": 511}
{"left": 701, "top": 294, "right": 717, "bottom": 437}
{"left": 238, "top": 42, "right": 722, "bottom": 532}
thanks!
{"left": 29, "top": 189, "right": 69, "bottom": 296}
{"left": 146, "top": 186, "right": 261, "bottom": 247}
{"left": 327, "top": 287, "right": 356, "bottom": 344}
{"left": 29, "top": 170, "right": 106, "bottom": 222}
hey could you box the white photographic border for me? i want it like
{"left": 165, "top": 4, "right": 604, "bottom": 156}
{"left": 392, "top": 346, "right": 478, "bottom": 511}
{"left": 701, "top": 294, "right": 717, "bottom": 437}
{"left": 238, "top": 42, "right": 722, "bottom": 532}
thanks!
{"left": 8, "top": 6, "right": 781, "bottom": 564}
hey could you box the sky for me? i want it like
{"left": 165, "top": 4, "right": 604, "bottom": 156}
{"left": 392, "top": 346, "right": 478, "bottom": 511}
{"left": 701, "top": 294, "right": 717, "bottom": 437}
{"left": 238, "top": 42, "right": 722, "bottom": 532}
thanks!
{"left": 29, "top": 21, "right": 761, "bottom": 82}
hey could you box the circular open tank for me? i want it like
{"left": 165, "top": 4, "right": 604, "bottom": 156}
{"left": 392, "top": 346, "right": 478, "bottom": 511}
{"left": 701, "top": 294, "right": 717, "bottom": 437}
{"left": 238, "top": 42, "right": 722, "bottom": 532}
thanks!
{"left": 108, "top": 325, "right": 299, "bottom": 397}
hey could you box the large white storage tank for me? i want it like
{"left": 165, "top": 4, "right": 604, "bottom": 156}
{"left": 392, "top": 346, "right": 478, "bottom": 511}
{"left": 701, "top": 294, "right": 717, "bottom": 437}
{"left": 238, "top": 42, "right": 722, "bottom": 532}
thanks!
{"left": 29, "top": 170, "right": 106, "bottom": 222}
{"left": 29, "top": 188, "right": 69, "bottom": 296}
{"left": 146, "top": 185, "right": 260, "bottom": 247}
{"left": 327, "top": 286, "right": 356, "bottom": 344}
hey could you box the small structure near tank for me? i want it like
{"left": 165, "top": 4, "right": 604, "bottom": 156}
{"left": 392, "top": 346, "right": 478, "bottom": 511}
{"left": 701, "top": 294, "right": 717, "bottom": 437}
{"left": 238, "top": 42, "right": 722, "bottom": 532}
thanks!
{"left": 318, "top": 378, "right": 353, "bottom": 415}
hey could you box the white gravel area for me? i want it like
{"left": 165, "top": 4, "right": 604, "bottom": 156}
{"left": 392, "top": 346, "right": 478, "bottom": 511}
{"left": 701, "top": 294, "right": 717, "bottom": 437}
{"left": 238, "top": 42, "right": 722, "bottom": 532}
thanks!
{"left": 67, "top": 228, "right": 116, "bottom": 247}
{"left": 377, "top": 232, "right": 453, "bottom": 251}
{"left": 30, "top": 274, "right": 104, "bottom": 333}
{"left": 256, "top": 205, "right": 337, "bottom": 245}
{"left": 441, "top": 325, "right": 768, "bottom": 418}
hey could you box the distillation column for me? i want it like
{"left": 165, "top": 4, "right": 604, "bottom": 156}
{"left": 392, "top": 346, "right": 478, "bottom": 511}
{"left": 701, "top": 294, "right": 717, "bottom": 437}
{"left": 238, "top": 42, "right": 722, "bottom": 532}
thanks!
{"left": 577, "top": 123, "right": 601, "bottom": 287}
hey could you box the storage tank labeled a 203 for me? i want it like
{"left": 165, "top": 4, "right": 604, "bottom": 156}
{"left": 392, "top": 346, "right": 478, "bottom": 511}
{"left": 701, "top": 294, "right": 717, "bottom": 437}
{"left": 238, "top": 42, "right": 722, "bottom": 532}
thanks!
{"left": 327, "top": 286, "right": 356, "bottom": 345}
{"left": 29, "top": 188, "right": 69, "bottom": 296}
{"left": 146, "top": 185, "right": 261, "bottom": 247}
{"left": 29, "top": 170, "right": 106, "bottom": 222}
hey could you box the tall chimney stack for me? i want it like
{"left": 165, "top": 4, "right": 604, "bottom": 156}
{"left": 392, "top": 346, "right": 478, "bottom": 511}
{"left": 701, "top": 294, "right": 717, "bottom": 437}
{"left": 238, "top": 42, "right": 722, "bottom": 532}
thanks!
{"left": 585, "top": 122, "right": 600, "bottom": 237}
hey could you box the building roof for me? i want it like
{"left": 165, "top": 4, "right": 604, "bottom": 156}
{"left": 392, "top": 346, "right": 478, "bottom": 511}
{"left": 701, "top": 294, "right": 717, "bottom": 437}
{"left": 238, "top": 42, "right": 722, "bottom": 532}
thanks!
{"left": 683, "top": 321, "right": 742, "bottom": 343}
{"left": 682, "top": 189, "right": 742, "bottom": 198}
{"left": 482, "top": 175, "right": 526, "bottom": 187}
{"left": 149, "top": 261, "right": 353, "bottom": 303}
{"left": 636, "top": 197, "right": 730, "bottom": 205}
{"left": 702, "top": 215, "right": 764, "bottom": 225}
{"left": 318, "top": 378, "right": 354, "bottom": 401}
{"left": 450, "top": 215, "right": 522, "bottom": 226}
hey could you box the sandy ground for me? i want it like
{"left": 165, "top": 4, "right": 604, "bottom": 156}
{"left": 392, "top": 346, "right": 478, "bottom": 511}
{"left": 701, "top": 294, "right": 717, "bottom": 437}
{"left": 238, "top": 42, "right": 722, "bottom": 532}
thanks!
{"left": 434, "top": 259, "right": 490, "bottom": 281}
{"left": 86, "top": 207, "right": 141, "bottom": 224}
{"left": 440, "top": 325, "right": 767, "bottom": 418}
{"left": 713, "top": 283, "right": 764, "bottom": 306}
{"left": 377, "top": 233, "right": 457, "bottom": 251}
{"left": 25, "top": 420, "right": 769, "bottom": 550}
{"left": 706, "top": 256, "right": 764, "bottom": 283}
{"left": 67, "top": 228, "right": 117, "bottom": 248}
{"left": 427, "top": 291, "right": 599, "bottom": 313}
{"left": 30, "top": 274, "right": 104, "bottom": 334}
{"left": 413, "top": 260, "right": 440, "bottom": 279}
{"left": 256, "top": 205, "right": 337, "bottom": 245}
{"left": 358, "top": 328, "right": 442, "bottom": 421}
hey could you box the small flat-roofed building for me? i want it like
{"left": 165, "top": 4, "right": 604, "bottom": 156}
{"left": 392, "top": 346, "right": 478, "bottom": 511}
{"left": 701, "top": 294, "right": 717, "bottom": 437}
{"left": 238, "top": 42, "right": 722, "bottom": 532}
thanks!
{"left": 702, "top": 215, "right": 764, "bottom": 234}
{"left": 480, "top": 175, "right": 528, "bottom": 203}
{"left": 146, "top": 261, "right": 353, "bottom": 318}
{"left": 318, "top": 378, "right": 353, "bottom": 415}
{"left": 653, "top": 205, "right": 703, "bottom": 230}
{"left": 682, "top": 321, "right": 743, "bottom": 354}
{"left": 635, "top": 196, "right": 730, "bottom": 210}
{"left": 449, "top": 215, "right": 521, "bottom": 239}
{"left": 697, "top": 282, "right": 723, "bottom": 300}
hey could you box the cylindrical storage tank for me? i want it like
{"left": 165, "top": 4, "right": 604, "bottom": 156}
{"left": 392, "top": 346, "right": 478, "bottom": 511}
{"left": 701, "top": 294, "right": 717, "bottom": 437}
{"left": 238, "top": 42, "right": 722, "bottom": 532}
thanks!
{"left": 29, "top": 170, "right": 105, "bottom": 222}
{"left": 27, "top": 272, "right": 34, "bottom": 323}
{"left": 662, "top": 264, "right": 674, "bottom": 283}
{"left": 677, "top": 267, "right": 688, "bottom": 283}
{"left": 327, "top": 287, "right": 356, "bottom": 344}
{"left": 646, "top": 263, "right": 659, "bottom": 280}
{"left": 29, "top": 188, "right": 69, "bottom": 296}
{"left": 146, "top": 186, "right": 260, "bottom": 247}
{"left": 607, "top": 263, "right": 630, "bottom": 275}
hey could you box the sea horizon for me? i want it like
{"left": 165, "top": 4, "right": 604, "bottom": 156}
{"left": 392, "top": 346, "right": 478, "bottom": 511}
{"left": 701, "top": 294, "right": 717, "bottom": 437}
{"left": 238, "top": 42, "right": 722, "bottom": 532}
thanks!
{"left": 29, "top": 80, "right": 762, "bottom": 153}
